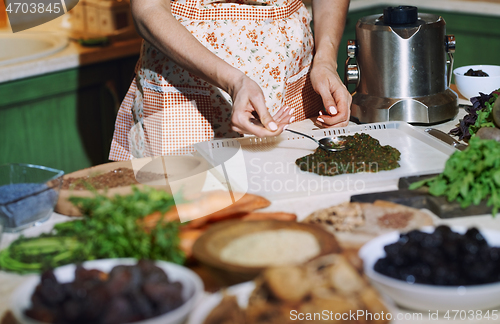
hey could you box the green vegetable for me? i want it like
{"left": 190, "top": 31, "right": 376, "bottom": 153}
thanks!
{"left": 77, "top": 37, "right": 109, "bottom": 46}
{"left": 0, "top": 187, "right": 185, "bottom": 274}
{"left": 469, "top": 93, "right": 499, "bottom": 137}
{"left": 0, "top": 236, "right": 80, "bottom": 274}
{"left": 410, "top": 137, "right": 500, "bottom": 215}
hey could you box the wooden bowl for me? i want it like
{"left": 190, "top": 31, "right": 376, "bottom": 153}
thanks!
{"left": 55, "top": 155, "right": 209, "bottom": 216}
{"left": 192, "top": 220, "right": 341, "bottom": 285}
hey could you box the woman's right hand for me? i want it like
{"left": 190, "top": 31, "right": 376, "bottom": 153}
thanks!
{"left": 228, "top": 74, "right": 292, "bottom": 137}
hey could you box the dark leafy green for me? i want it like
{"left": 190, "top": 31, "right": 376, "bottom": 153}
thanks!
{"left": 410, "top": 137, "right": 500, "bottom": 215}
{"left": 0, "top": 187, "right": 184, "bottom": 274}
{"left": 0, "top": 236, "right": 80, "bottom": 274}
{"left": 450, "top": 89, "right": 499, "bottom": 140}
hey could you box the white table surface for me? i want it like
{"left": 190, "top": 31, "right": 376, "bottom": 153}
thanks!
{"left": 2, "top": 100, "right": 500, "bottom": 324}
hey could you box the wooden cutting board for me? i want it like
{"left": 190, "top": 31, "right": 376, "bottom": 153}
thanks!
{"left": 302, "top": 201, "right": 434, "bottom": 249}
{"left": 350, "top": 174, "right": 494, "bottom": 218}
{"left": 56, "top": 156, "right": 209, "bottom": 216}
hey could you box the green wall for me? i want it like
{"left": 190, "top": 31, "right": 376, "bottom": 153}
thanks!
{"left": 0, "top": 56, "right": 138, "bottom": 173}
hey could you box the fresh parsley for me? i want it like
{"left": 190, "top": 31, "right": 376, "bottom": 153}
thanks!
{"left": 410, "top": 137, "right": 500, "bottom": 216}
{"left": 0, "top": 187, "right": 185, "bottom": 274}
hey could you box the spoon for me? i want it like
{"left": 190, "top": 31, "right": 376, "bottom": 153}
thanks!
{"left": 285, "top": 128, "right": 347, "bottom": 152}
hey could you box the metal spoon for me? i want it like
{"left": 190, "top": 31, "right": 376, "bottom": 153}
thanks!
{"left": 285, "top": 128, "right": 347, "bottom": 152}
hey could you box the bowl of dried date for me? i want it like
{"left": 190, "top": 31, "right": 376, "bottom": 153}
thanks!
{"left": 11, "top": 259, "right": 204, "bottom": 324}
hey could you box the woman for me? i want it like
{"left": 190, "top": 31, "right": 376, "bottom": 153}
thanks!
{"left": 109, "top": 0, "right": 351, "bottom": 159}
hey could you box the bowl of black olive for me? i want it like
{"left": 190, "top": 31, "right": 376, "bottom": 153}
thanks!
{"left": 10, "top": 259, "right": 204, "bottom": 324}
{"left": 359, "top": 225, "right": 500, "bottom": 311}
{"left": 453, "top": 65, "right": 500, "bottom": 101}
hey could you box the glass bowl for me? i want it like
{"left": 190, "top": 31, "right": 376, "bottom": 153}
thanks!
{"left": 0, "top": 217, "right": 4, "bottom": 244}
{"left": 0, "top": 163, "right": 64, "bottom": 233}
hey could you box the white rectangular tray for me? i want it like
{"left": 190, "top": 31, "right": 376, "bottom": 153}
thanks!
{"left": 194, "top": 122, "right": 456, "bottom": 200}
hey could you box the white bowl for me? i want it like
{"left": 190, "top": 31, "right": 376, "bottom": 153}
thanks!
{"left": 453, "top": 65, "right": 500, "bottom": 100}
{"left": 11, "top": 259, "right": 204, "bottom": 324}
{"left": 359, "top": 227, "right": 500, "bottom": 311}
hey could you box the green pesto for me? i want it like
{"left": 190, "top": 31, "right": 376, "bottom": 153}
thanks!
{"left": 295, "top": 133, "right": 401, "bottom": 176}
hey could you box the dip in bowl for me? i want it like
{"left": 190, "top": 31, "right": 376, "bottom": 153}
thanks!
{"left": 193, "top": 220, "right": 341, "bottom": 285}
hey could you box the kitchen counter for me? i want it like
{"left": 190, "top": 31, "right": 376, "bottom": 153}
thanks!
{"left": 0, "top": 36, "right": 142, "bottom": 84}
{"left": 0, "top": 16, "right": 142, "bottom": 172}
{"left": 0, "top": 17, "right": 142, "bottom": 84}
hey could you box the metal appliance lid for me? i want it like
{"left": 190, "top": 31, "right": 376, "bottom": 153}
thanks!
{"left": 360, "top": 12, "right": 443, "bottom": 29}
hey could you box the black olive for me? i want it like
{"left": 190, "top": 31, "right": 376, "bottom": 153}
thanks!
{"left": 464, "top": 68, "right": 489, "bottom": 77}
{"left": 398, "top": 234, "right": 409, "bottom": 245}
{"left": 434, "top": 225, "right": 452, "bottom": 236}
{"left": 384, "top": 243, "right": 401, "bottom": 257}
{"left": 464, "top": 240, "right": 480, "bottom": 255}
{"left": 421, "top": 233, "right": 442, "bottom": 248}
{"left": 374, "top": 227, "right": 498, "bottom": 286}
{"left": 465, "top": 227, "right": 487, "bottom": 246}
{"left": 420, "top": 251, "right": 440, "bottom": 267}
{"left": 488, "top": 247, "right": 500, "bottom": 262}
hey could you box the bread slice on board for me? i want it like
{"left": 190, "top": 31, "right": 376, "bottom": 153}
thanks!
{"left": 303, "top": 200, "right": 434, "bottom": 249}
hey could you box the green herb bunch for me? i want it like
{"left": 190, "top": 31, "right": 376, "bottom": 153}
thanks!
{"left": 450, "top": 90, "right": 499, "bottom": 140}
{"left": 0, "top": 235, "right": 81, "bottom": 273}
{"left": 410, "top": 137, "right": 500, "bottom": 215}
{"left": 0, "top": 187, "right": 185, "bottom": 274}
{"left": 469, "top": 93, "right": 499, "bottom": 137}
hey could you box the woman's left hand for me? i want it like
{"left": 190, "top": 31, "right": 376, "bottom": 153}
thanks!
{"left": 310, "top": 60, "right": 352, "bottom": 127}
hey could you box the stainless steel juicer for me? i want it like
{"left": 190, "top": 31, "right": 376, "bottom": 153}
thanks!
{"left": 345, "top": 6, "right": 458, "bottom": 124}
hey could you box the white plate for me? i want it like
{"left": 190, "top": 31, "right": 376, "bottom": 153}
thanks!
{"left": 11, "top": 258, "right": 204, "bottom": 324}
{"left": 194, "top": 121, "right": 456, "bottom": 200}
{"left": 187, "top": 281, "right": 255, "bottom": 324}
{"left": 187, "top": 281, "right": 399, "bottom": 324}
{"left": 359, "top": 227, "right": 500, "bottom": 311}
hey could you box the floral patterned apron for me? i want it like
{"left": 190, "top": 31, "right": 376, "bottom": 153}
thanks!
{"left": 109, "top": 0, "right": 322, "bottom": 160}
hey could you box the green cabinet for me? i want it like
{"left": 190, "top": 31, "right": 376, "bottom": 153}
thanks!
{"left": 0, "top": 55, "right": 138, "bottom": 173}
{"left": 337, "top": 6, "right": 500, "bottom": 89}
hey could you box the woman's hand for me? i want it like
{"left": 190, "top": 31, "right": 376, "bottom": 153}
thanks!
{"left": 229, "top": 74, "right": 293, "bottom": 137}
{"left": 311, "top": 0, "right": 351, "bottom": 127}
{"left": 132, "top": 0, "right": 290, "bottom": 138}
{"left": 310, "top": 60, "right": 352, "bottom": 127}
